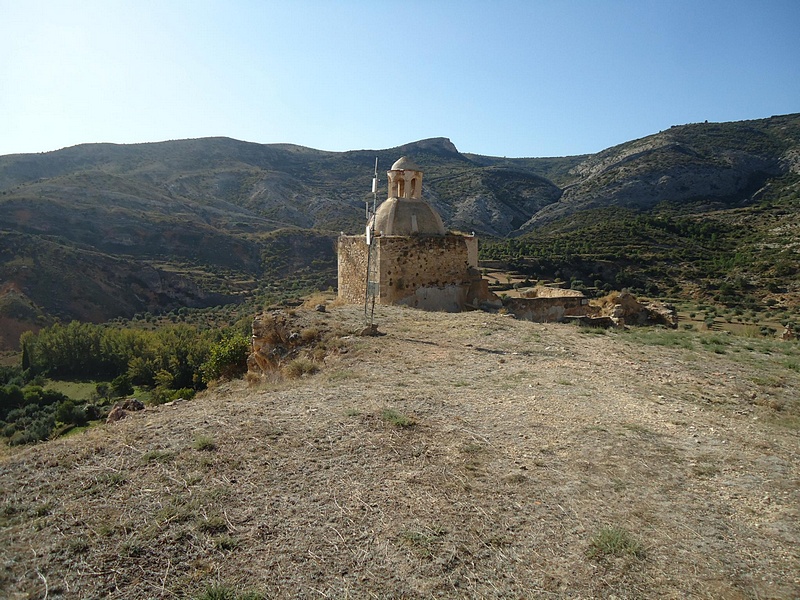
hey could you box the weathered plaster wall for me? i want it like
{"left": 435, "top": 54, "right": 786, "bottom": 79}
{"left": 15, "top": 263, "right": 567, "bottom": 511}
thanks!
{"left": 524, "top": 286, "right": 585, "bottom": 299}
{"left": 397, "top": 285, "right": 468, "bottom": 312}
{"left": 465, "top": 236, "right": 478, "bottom": 268}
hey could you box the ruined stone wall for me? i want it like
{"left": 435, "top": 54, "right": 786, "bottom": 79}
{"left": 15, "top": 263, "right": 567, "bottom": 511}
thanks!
{"left": 524, "top": 286, "right": 586, "bottom": 299}
{"left": 337, "top": 236, "right": 369, "bottom": 304}
{"left": 504, "top": 297, "right": 589, "bottom": 323}
{"left": 465, "top": 236, "right": 478, "bottom": 268}
{"left": 376, "top": 235, "right": 472, "bottom": 305}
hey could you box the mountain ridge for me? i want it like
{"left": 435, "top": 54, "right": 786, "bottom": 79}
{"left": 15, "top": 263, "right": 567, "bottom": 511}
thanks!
{"left": 1, "top": 114, "right": 798, "bottom": 348}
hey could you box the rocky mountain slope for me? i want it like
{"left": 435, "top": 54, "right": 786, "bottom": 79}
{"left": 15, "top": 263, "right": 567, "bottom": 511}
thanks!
{"left": 1, "top": 114, "right": 798, "bottom": 347}
{"left": 521, "top": 115, "right": 800, "bottom": 229}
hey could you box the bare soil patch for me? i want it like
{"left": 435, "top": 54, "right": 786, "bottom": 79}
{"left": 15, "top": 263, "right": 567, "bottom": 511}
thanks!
{"left": 1, "top": 305, "right": 798, "bottom": 599}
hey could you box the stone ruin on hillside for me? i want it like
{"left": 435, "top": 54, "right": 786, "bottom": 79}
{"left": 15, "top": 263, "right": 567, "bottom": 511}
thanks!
{"left": 334, "top": 155, "right": 677, "bottom": 326}
{"left": 337, "top": 156, "right": 497, "bottom": 312}
{"left": 247, "top": 156, "right": 679, "bottom": 379}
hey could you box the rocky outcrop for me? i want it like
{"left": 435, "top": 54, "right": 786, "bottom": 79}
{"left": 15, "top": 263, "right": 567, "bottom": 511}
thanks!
{"left": 781, "top": 147, "right": 800, "bottom": 174}
{"left": 595, "top": 291, "right": 678, "bottom": 328}
{"left": 106, "top": 398, "right": 145, "bottom": 423}
{"left": 508, "top": 289, "right": 678, "bottom": 328}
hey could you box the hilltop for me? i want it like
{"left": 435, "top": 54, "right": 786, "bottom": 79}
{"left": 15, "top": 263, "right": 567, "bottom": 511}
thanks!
{"left": 1, "top": 114, "right": 799, "bottom": 348}
{"left": 1, "top": 305, "right": 798, "bottom": 598}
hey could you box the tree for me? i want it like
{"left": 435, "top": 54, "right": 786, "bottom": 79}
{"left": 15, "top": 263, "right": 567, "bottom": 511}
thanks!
{"left": 111, "top": 374, "right": 134, "bottom": 398}
{"left": 201, "top": 333, "right": 250, "bottom": 383}
{"left": 0, "top": 385, "right": 25, "bottom": 421}
{"left": 55, "top": 399, "right": 88, "bottom": 427}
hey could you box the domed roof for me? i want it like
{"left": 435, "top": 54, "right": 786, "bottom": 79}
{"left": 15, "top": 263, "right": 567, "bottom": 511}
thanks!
{"left": 390, "top": 156, "right": 420, "bottom": 171}
{"left": 372, "top": 197, "right": 445, "bottom": 236}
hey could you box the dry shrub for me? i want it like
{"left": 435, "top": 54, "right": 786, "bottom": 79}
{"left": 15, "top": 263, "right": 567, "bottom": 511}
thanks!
{"left": 245, "top": 370, "right": 286, "bottom": 388}
{"left": 252, "top": 314, "right": 287, "bottom": 345}
{"left": 310, "top": 347, "right": 328, "bottom": 362}
{"left": 300, "top": 292, "right": 335, "bottom": 309}
{"left": 282, "top": 358, "right": 318, "bottom": 379}
{"left": 755, "top": 396, "right": 785, "bottom": 411}
{"left": 601, "top": 291, "right": 622, "bottom": 306}
{"left": 300, "top": 327, "right": 320, "bottom": 343}
{"left": 326, "top": 296, "right": 349, "bottom": 308}
{"left": 244, "top": 371, "right": 263, "bottom": 385}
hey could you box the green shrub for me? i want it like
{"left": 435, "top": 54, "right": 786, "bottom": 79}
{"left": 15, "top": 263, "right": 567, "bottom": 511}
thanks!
{"left": 0, "top": 386, "right": 70, "bottom": 445}
{"left": 55, "top": 399, "right": 88, "bottom": 426}
{"left": 202, "top": 334, "right": 250, "bottom": 383}
{"left": 214, "top": 535, "right": 239, "bottom": 551}
{"left": 196, "top": 515, "right": 227, "bottom": 534}
{"left": 0, "top": 385, "right": 25, "bottom": 422}
{"left": 195, "top": 585, "right": 264, "bottom": 600}
{"left": 111, "top": 374, "right": 134, "bottom": 397}
{"left": 8, "top": 415, "right": 55, "bottom": 445}
{"left": 193, "top": 435, "right": 217, "bottom": 451}
{"left": 196, "top": 586, "right": 234, "bottom": 600}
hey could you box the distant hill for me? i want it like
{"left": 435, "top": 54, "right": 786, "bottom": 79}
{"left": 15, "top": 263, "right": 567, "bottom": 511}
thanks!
{"left": 1, "top": 114, "right": 798, "bottom": 348}
{"left": 520, "top": 115, "right": 800, "bottom": 228}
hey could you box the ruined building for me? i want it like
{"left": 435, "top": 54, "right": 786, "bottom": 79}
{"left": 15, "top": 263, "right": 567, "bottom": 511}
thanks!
{"left": 335, "top": 156, "right": 678, "bottom": 328}
{"left": 337, "top": 157, "right": 493, "bottom": 312}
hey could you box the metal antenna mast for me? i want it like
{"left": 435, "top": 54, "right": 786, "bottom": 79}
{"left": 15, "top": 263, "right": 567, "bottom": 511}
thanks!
{"left": 364, "top": 157, "right": 379, "bottom": 327}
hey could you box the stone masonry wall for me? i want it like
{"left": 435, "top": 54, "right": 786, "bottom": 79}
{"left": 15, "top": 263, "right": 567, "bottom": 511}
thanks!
{"left": 337, "top": 236, "right": 369, "bottom": 304}
{"left": 337, "top": 234, "right": 474, "bottom": 309}
{"left": 376, "top": 236, "right": 471, "bottom": 305}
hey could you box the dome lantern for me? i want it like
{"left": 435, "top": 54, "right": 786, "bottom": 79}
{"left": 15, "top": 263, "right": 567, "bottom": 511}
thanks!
{"left": 372, "top": 156, "right": 445, "bottom": 235}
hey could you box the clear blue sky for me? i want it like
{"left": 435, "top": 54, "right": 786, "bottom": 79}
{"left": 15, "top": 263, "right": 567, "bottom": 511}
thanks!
{"left": 1, "top": 0, "right": 798, "bottom": 158}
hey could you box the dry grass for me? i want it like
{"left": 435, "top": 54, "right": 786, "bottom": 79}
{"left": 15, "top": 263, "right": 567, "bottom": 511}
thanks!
{"left": 299, "top": 290, "right": 340, "bottom": 310}
{"left": 1, "top": 304, "right": 799, "bottom": 599}
{"left": 281, "top": 357, "right": 318, "bottom": 379}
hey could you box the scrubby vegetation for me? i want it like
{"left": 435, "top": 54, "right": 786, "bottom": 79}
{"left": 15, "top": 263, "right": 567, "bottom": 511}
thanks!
{"left": 481, "top": 171, "right": 800, "bottom": 309}
{"left": 0, "top": 383, "right": 66, "bottom": 445}
{"left": 1, "top": 321, "right": 252, "bottom": 445}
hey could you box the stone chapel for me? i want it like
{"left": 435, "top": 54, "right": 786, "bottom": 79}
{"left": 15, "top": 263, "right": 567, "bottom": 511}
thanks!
{"left": 337, "top": 156, "right": 494, "bottom": 312}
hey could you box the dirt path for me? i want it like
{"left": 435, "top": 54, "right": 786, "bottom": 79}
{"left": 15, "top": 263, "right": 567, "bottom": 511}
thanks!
{"left": 1, "top": 305, "right": 798, "bottom": 599}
